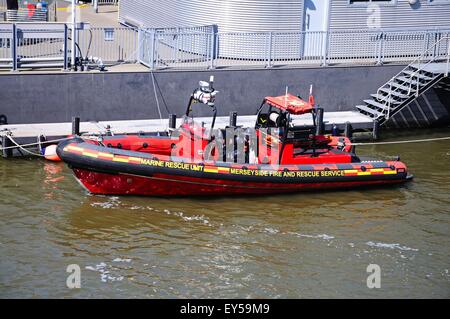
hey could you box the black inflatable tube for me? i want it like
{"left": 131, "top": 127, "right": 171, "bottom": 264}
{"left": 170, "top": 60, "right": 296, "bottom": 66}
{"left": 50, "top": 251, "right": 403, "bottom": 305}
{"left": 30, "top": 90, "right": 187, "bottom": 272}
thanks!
{"left": 57, "top": 138, "right": 407, "bottom": 184}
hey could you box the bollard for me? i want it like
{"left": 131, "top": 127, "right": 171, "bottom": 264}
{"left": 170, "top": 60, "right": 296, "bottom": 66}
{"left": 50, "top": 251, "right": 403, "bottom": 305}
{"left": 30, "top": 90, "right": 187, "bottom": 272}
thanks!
{"left": 0, "top": 114, "right": 7, "bottom": 125}
{"left": 331, "top": 123, "right": 339, "bottom": 136}
{"left": 344, "top": 122, "right": 353, "bottom": 139}
{"left": 38, "top": 135, "right": 47, "bottom": 154}
{"left": 372, "top": 120, "right": 380, "bottom": 140}
{"left": 72, "top": 117, "right": 80, "bottom": 136}
{"left": 168, "top": 114, "right": 177, "bottom": 131}
{"left": 229, "top": 111, "right": 237, "bottom": 128}
{"left": 105, "top": 125, "right": 112, "bottom": 136}
{"left": 1, "top": 135, "right": 13, "bottom": 158}
{"left": 315, "top": 108, "right": 324, "bottom": 136}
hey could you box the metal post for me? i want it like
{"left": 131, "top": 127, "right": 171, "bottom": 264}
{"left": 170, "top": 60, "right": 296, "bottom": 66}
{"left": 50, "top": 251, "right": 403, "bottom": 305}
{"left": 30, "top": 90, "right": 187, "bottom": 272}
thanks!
{"left": 54, "top": 1, "right": 57, "bottom": 22}
{"left": 63, "top": 24, "right": 68, "bottom": 70}
{"left": 446, "top": 37, "right": 450, "bottom": 77}
{"left": 72, "top": 117, "right": 80, "bottom": 135}
{"left": 331, "top": 123, "right": 339, "bottom": 136}
{"left": 229, "top": 111, "right": 237, "bottom": 128}
{"left": 322, "top": 31, "right": 329, "bottom": 66}
{"left": 168, "top": 114, "right": 177, "bottom": 131}
{"left": 266, "top": 32, "right": 273, "bottom": 68}
{"left": 71, "top": 0, "right": 77, "bottom": 70}
{"left": 149, "top": 29, "right": 156, "bottom": 70}
{"left": 344, "top": 122, "right": 353, "bottom": 139}
{"left": 137, "top": 28, "right": 142, "bottom": 63}
{"left": 372, "top": 119, "right": 380, "bottom": 140}
{"left": 11, "top": 23, "right": 17, "bottom": 71}
{"left": 209, "top": 26, "right": 216, "bottom": 69}
{"left": 1, "top": 135, "right": 13, "bottom": 158}
{"left": 94, "top": 0, "right": 98, "bottom": 14}
{"left": 377, "top": 32, "right": 384, "bottom": 65}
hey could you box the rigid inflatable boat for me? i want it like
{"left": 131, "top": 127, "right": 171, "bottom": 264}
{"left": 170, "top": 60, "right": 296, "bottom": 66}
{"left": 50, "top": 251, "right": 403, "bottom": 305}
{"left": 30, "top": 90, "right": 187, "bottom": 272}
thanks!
{"left": 57, "top": 78, "right": 412, "bottom": 196}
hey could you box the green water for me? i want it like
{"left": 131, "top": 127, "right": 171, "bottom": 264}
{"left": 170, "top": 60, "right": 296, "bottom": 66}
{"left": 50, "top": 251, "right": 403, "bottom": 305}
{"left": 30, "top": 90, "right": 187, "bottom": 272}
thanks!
{"left": 0, "top": 128, "right": 449, "bottom": 298}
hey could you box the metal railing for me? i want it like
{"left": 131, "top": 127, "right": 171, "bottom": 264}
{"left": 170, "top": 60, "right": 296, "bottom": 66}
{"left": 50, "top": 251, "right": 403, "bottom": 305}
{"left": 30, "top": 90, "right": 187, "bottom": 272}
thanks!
{"left": 0, "top": 23, "right": 67, "bottom": 70}
{"left": 6, "top": 9, "right": 48, "bottom": 22}
{"left": 138, "top": 27, "right": 450, "bottom": 70}
{"left": 78, "top": 27, "right": 138, "bottom": 63}
{"left": 96, "top": 0, "right": 119, "bottom": 5}
{"left": 1, "top": 23, "right": 450, "bottom": 72}
{"left": 92, "top": 0, "right": 119, "bottom": 13}
{"left": 1, "top": 1, "right": 56, "bottom": 22}
{"left": 376, "top": 35, "right": 450, "bottom": 121}
{"left": 0, "top": 23, "right": 138, "bottom": 70}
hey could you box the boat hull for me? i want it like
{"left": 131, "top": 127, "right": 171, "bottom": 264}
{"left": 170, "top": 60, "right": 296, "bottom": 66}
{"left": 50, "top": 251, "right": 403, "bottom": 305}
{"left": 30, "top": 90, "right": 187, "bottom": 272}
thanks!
{"left": 57, "top": 138, "right": 411, "bottom": 196}
{"left": 72, "top": 168, "right": 410, "bottom": 196}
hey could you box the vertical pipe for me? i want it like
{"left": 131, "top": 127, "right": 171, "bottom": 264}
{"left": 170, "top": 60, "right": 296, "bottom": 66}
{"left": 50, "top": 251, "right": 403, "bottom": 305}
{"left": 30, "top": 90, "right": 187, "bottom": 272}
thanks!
{"left": 72, "top": 116, "right": 80, "bottom": 135}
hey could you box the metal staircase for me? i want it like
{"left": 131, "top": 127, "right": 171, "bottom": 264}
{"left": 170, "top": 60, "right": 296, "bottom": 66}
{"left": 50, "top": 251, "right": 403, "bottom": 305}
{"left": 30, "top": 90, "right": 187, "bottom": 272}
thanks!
{"left": 356, "top": 36, "right": 450, "bottom": 126}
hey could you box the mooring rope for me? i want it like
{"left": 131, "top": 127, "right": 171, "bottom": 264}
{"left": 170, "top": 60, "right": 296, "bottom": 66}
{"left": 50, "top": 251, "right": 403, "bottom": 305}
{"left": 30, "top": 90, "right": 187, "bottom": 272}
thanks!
{"left": 2, "top": 135, "right": 47, "bottom": 157}
{"left": 0, "top": 136, "right": 73, "bottom": 151}
{"left": 150, "top": 70, "right": 164, "bottom": 126}
{"left": 351, "top": 136, "right": 450, "bottom": 146}
{"left": 1, "top": 131, "right": 449, "bottom": 157}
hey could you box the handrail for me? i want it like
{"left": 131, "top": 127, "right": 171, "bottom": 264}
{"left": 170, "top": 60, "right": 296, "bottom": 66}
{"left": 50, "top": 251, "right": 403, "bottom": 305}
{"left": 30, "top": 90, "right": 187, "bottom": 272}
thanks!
{"left": 376, "top": 34, "right": 450, "bottom": 120}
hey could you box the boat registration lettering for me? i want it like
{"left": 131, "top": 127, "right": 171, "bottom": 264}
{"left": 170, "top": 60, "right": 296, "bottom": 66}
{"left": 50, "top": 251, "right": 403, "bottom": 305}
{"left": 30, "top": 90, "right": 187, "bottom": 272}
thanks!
{"left": 140, "top": 158, "right": 205, "bottom": 172}
{"left": 140, "top": 159, "right": 165, "bottom": 167}
{"left": 320, "top": 170, "right": 345, "bottom": 177}
{"left": 230, "top": 168, "right": 275, "bottom": 176}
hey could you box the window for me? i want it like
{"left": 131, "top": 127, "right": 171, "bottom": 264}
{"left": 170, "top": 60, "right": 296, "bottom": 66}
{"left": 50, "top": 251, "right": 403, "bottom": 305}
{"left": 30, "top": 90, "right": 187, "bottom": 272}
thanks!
{"left": 104, "top": 28, "right": 115, "bottom": 42}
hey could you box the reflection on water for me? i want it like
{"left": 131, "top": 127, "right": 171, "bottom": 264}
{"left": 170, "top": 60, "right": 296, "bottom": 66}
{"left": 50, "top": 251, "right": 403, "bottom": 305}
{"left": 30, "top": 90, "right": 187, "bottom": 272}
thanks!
{"left": 0, "top": 128, "right": 449, "bottom": 298}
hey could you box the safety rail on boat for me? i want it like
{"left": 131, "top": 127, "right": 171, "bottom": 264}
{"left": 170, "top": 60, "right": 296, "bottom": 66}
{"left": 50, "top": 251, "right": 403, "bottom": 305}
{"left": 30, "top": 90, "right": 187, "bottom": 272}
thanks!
{"left": 375, "top": 36, "right": 450, "bottom": 122}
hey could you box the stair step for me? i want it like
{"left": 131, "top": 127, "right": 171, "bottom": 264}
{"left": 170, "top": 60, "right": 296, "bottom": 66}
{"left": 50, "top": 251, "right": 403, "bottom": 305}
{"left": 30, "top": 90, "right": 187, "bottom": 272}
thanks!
{"left": 379, "top": 88, "right": 409, "bottom": 99}
{"left": 402, "top": 70, "right": 434, "bottom": 81}
{"left": 364, "top": 99, "right": 391, "bottom": 111}
{"left": 396, "top": 76, "right": 422, "bottom": 86}
{"left": 370, "top": 94, "right": 402, "bottom": 105}
{"left": 356, "top": 104, "right": 383, "bottom": 118}
{"left": 410, "top": 65, "right": 442, "bottom": 76}
{"left": 389, "top": 81, "right": 417, "bottom": 93}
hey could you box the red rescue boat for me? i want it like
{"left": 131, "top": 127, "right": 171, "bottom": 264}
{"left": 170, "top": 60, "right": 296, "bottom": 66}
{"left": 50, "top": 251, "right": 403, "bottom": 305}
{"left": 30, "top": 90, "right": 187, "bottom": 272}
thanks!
{"left": 57, "top": 78, "right": 412, "bottom": 196}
